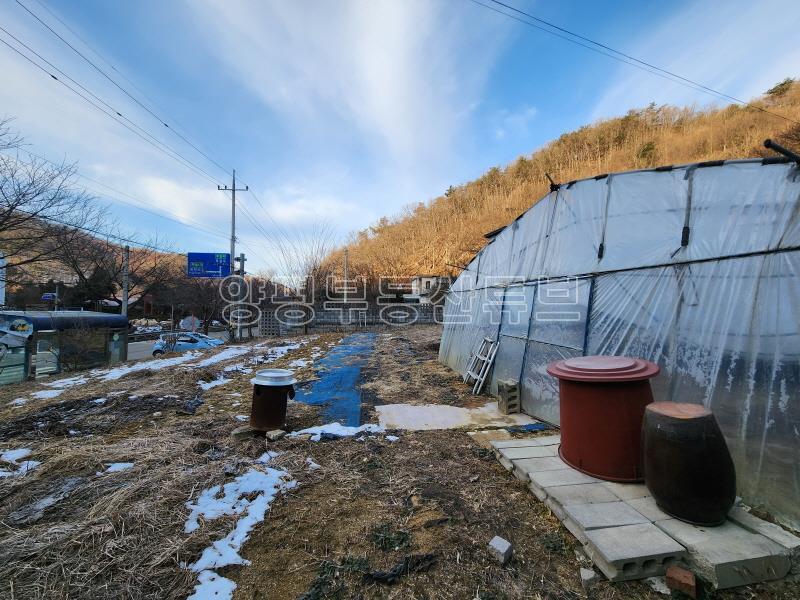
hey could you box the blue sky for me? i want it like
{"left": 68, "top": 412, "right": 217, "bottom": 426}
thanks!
{"left": 1, "top": 0, "right": 798, "bottom": 276}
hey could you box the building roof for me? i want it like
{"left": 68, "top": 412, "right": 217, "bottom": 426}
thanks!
{"left": 0, "top": 310, "right": 128, "bottom": 331}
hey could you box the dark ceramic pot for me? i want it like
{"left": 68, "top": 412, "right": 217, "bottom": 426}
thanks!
{"left": 643, "top": 402, "right": 736, "bottom": 526}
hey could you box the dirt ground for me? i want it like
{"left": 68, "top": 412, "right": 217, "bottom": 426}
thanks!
{"left": 1, "top": 326, "right": 798, "bottom": 599}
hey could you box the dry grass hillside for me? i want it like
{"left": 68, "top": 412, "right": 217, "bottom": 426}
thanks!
{"left": 331, "top": 79, "right": 800, "bottom": 277}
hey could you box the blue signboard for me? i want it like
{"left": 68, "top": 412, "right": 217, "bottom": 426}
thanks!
{"left": 41, "top": 293, "right": 57, "bottom": 301}
{"left": 187, "top": 252, "right": 231, "bottom": 278}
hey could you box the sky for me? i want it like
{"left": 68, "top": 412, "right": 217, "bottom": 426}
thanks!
{"left": 1, "top": 0, "right": 798, "bottom": 277}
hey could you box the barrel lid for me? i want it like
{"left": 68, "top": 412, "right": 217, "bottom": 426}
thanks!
{"left": 251, "top": 368, "right": 297, "bottom": 386}
{"left": 647, "top": 401, "right": 710, "bottom": 419}
{"left": 546, "top": 355, "right": 660, "bottom": 382}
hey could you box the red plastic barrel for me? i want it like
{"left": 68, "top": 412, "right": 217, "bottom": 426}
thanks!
{"left": 546, "top": 356, "right": 660, "bottom": 482}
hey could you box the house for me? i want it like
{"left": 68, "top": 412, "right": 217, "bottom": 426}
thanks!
{"left": 410, "top": 275, "right": 453, "bottom": 305}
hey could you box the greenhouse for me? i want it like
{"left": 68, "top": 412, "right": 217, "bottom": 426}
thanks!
{"left": 439, "top": 157, "right": 800, "bottom": 530}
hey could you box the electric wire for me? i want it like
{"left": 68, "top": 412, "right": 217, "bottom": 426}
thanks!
{"left": 15, "top": 0, "right": 233, "bottom": 176}
{"left": 0, "top": 34, "right": 223, "bottom": 186}
{"left": 472, "top": 0, "right": 800, "bottom": 126}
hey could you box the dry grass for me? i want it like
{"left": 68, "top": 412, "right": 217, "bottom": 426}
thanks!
{"left": 2, "top": 327, "right": 799, "bottom": 599}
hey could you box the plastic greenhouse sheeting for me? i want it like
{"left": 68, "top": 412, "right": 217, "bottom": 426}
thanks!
{"left": 439, "top": 158, "right": 800, "bottom": 530}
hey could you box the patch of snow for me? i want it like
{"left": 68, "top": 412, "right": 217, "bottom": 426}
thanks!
{"left": 0, "top": 450, "right": 41, "bottom": 477}
{"left": 234, "top": 415, "right": 248, "bottom": 422}
{"left": 198, "top": 376, "right": 231, "bottom": 391}
{"left": 231, "top": 402, "right": 240, "bottom": 408}
{"left": 254, "top": 451, "right": 283, "bottom": 464}
{"left": 189, "top": 347, "right": 251, "bottom": 369}
{"left": 68, "top": 429, "right": 80, "bottom": 436}
{"left": 184, "top": 466, "right": 297, "bottom": 600}
{"left": 305, "top": 457, "right": 321, "bottom": 471}
{"left": 187, "top": 569, "right": 237, "bottom": 600}
{"left": 288, "top": 358, "right": 309, "bottom": 368}
{"left": 228, "top": 393, "right": 242, "bottom": 397}
{"left": 375, "top": 401, "right": 536, "bottom": 431}
{"left": 98, "top": 351, "right": 202, "bottom": 381}
{"left": 44, "top": 375, "right": 88, "bottom": 389}
{"left": 1, "top": 448, "right": 32, "bottom": 464}
{"left": 97, "top": 462, "right": 134, "bottom": 475}
{"left": 385, "top": 435, "right": 400, "bottom": 442}
{"left": 91, "top": 397, "right": 107, "bottom": 405}
{"left": 10, "top": 397, "right": 27, "bottom": 407}
{"left": 32, "top": 389, "right": 64, "bottom": 400}
{"left": 288, "top": 422, "right": 385, "bottom": 442}
{"left": 645, "top": 576, "right": 671, "bottom": 596}
{"left": 223, "top": 362, "right": 253, "bottom": 374}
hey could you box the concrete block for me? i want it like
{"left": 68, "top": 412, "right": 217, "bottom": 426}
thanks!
{"left": 580, "top": 567, "right": 602, "bottom": 593}
{"left": 529, "top": 469, "right": 600, "bottom": 501}
{"left": 468, "top": 429, "right": 511, "bottom": 450}
{"left": 727, "top": 507, "right": 800, "bottom": 571}
{"left": 266, "top": 429, "right": 286, "bottom": 441}
{"left": 565, "top": 501, "right": 650, "bottom": 532}
{"left": 601, "top": 481, "right": 650, "bottom": 501}
{"left": 545, "top": 483, "right": 619, "bottom": 521}
{"left": 500, "top": 445, "right": 559, "bottom": 461}
{"left": 625, "top": 496, "right": 670, "bottom": 522}
{"left": 583, "top": 522, "right": 686, "bottom": 582}
{"left": 512, "top": 456, "right": 567, "bottom": 481}
{"left": 666, "top": 565, "right": 697, "bottom": 599}
{"left": 488, "top": 535, "right": 513, "bottom": 564}
{"left": 489, "top": 434, "right": 560, "bottom": 450}
{"left": 655, "top": 518, "right": 791, "bottom": 589}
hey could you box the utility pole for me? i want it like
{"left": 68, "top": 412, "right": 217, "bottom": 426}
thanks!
{"left": 235, "top": 252, "right": 246, "bottom": 340}
{"left": 343, "top": 247, "right": 349, "bottom": 304}
{"left": 218, "top": 169, "right": 248, "bottom": 275}
{"left": 122, "top": 245, "right": 130, "bottom": 317}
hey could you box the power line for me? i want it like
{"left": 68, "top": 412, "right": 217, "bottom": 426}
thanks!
{"left": 3, "top": 148, "right": 229, "bottom": 247}
{"left": 0, "top": 24, "right": 224, "bottom": 187}
{"left": 0, "top": 33, "right": 224, "bottom": 185}
{"left": 8, "top": 2, "right": 305, "bottom": 267}
{"left": 15, "top": 0, "right": 233, "bottom": 176}
{"left": 471, "top": 0, "right": 800, "bottom": 127}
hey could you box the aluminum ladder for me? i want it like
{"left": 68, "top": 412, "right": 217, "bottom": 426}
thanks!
{"left": 463, "top": 336, "right": 499, "bottom": 394}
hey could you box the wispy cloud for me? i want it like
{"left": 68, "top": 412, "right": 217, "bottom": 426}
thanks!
{"left": 493, "top": 104, "right": 538, "bottom": 139}
{"left": 591, "top": 0, "right": 800, "bottom": 120}
{"left": 185, "top": 0, "right": 509, "bottom": 171}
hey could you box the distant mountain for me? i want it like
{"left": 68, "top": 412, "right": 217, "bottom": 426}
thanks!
{"left": 330, "top": 78, "right": 800, "bottom": 278}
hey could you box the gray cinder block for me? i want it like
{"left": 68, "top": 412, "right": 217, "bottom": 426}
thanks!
{"left": 488, "top": 536, "right": 513, "bottom": 564}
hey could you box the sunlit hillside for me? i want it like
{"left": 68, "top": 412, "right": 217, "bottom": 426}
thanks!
{"left": 331, "top": 79, "right": 800, "bottom": 278}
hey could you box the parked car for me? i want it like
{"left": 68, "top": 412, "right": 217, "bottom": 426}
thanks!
{"left": 151, "top": 332, "right": 224, "bottom": 357}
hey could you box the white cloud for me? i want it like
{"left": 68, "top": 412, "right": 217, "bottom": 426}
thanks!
{"left": 493, "top": 104, "right": 538, "bottom": 139}
{"left": 591, "top": 0, "right": 800, "bottom": 120}
{"left": 184, "top": 0, "right": 509, "bottom": 171}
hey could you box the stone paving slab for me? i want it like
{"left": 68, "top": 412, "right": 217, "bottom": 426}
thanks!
{"left": 492, "top": 433, "right": 795, "bottom": 589}
{"left": 489, "top": 435, "right": 561, "bottom": 450}
{"left": 656, "top": 518, "right": 791, "bottom": 589}
{"left": 496, "top": 444, "right": 559, "bottom": 470}
{"left": 511, "top": 456, "right": 568, "bottom": 481}
{"left": 528, "top": 468, "right": 601, "bottom": 500}
{"left": 565, "top": 501, "right": 650, "bottom": 531}
{"left": 727, "top": 507, "right": 800, "bottom": 570}
{"left": 625, "top": 496, "right": 670, "bottom": 522}
{"left": 584, "top": 523, "right": 686, "bottom": 582}
{"left": 601, "top": 481, "right": 651, "bottom": 501}
{"left": 545, "top": 483, "right": 619, "bottom": 520}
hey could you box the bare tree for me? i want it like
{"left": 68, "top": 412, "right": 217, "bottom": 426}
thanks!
{"left": 0, "top": 119, "right": 105, "bottom": 287}
{"left": 55, "top": 233, "right": 176, "bottom": 310}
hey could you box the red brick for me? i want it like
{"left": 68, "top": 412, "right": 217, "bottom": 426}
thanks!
{"left": 666, "top": 565, "right": 697, "bottom": 599}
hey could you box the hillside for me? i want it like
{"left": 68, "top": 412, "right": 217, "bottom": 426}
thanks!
{"left": 331, "top": 79, "right": 800, "bottom": 278}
